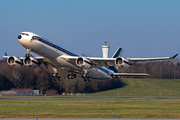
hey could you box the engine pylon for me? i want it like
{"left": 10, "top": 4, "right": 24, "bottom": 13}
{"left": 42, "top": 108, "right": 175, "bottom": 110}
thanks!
{"left": 102, "top": 42, "right": 110, "bottom": 58}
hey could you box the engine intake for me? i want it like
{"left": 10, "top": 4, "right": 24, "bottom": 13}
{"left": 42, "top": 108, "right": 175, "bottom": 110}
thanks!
{"left": 115, "top": 57, "right": 123, "bottom": 66}
{"left": 23, "top": 57, "right": 39, "bottom": 67}
{"left": 76, "top": 57, "right": 91, "bottom": 69}
{"left": 115, "top": 57, "right": 130, "bottom": 68}
{"left": 7, "top": 56, "right": 22, "bottom": 67}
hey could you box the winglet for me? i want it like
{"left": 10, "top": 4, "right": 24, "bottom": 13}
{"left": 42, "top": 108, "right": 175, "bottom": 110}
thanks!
{"left": 3, "top": 52, "right": 9, "bottom": 58}
{"left": 171, "top": 54, "right": 178, "bottom": 59}
{"left": 4, "top": 52, "right": 7, "bottom": 56}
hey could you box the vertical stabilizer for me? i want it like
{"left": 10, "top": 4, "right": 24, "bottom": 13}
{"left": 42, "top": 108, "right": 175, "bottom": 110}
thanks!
{"left": 102, "top": 42, "right": 110, "bottom": 58}
{"left": 112, "top": 47, "right": 124, "bottom": 58}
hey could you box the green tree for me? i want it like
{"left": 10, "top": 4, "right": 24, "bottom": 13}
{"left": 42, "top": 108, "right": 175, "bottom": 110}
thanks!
{"left": 34, "top": 67, "right": 51, "bottom": 94}
{"left": 0, "top": 74, "right": 14, "bottom": 90}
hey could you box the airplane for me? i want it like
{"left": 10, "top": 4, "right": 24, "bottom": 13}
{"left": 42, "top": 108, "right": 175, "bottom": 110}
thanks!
{"left": 3, "top": 32, "right": 178, "bottom": 81}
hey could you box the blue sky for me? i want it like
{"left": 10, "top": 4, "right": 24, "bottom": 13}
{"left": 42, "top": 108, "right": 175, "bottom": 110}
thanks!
{"left": 0, "top": 0, "right": 180, "bottom": 59}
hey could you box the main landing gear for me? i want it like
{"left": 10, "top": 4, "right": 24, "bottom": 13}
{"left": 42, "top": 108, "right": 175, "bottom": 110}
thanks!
{"left": 82, "top": 75, "right": 91, "bottom": 81}
{"left": 51, "top": 68, "right": 91, "bottom": 81}
{"left": 67, "top": 73, "right": 77, "bottom": 79}
{"left": 52, "top": 67, "right": 61, "bottom": 81}
{"left": 82, "top": 70, "right": 91, "bottom": 81}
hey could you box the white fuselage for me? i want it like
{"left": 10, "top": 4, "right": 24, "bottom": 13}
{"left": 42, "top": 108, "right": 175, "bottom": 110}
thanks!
{"left": 18, "top": 32, "right": 113, "bottom": 80}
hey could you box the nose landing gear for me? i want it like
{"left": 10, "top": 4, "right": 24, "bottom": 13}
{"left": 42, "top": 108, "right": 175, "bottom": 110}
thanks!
{"left": 25, "top": 48, "right": 31, "bottom": 53}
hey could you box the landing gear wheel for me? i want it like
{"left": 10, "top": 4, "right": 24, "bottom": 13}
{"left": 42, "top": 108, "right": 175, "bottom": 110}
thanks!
{"left": 52, "top": 67, "right": 61, "bottom": 81}
{"left": 57, "top": 76, "right": 61, "bottom": 81}
{"left": 67, "top": 73, "right": 77, "bottom": 80}
{"left": 67, "top": 75, "right": 71, "bottom": 79}
{"left": 88, "top": 77, "right": 91, "bottom": 81}
{"left": 52, "top": 73, "right": 61, "bottom": 81}
{"left": 82, "top": 74, "right": 91, "bottom": 82}
{"left": 74, "top": 74, "right": 77, "bottom": 79}
{"left": 67, "top": 75, "right": 74, "bottom": 79}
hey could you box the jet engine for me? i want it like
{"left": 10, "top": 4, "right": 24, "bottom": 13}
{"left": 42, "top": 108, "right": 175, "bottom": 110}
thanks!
{"left": 23, "top": 57, "right": 39, "bottom": 67}
{"left": 115, "top": 57, "right": 130, "bottom": 68}
{"left": 7, "top": 56, "right": 22, "bottom": 67}
{"left": 76, "top": 57, "right": 92, "bottom": 69}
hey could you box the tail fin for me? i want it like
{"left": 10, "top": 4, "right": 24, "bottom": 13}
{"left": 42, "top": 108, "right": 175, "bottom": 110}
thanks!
{"left": 110, "top": 48, "right": 124, "bottom": 73}
{"left": 171, "top": 54, "right": 178, "bottom": 59}
{"left": 112, "top": 47, "right": 124, "bottom": 58}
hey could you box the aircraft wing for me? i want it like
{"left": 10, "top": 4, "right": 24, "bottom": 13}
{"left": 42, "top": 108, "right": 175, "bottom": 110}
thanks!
{"left": 62, "top": 55, "right": 116, "bottom": 68}
{"left": 62, "top": 53, "right": 178, "bottom": 68}
{"left": 127, "top": 54, "right": 178, "bottom": 64}
{"left": 3, "top": 52, "right": 51, "bottom": 68}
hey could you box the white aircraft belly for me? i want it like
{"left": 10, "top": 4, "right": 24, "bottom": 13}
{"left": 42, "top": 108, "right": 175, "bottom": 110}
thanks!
{"left": 88, "top": 68, "right": 112, "bottom": 80}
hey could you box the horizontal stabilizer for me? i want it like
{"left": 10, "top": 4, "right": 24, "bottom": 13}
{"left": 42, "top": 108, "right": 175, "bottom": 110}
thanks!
{"left": 171, "top": 54, "right": 178, "bottom": 59}
{"left": 113, "top": 73, "right": 150, "bottom": 76}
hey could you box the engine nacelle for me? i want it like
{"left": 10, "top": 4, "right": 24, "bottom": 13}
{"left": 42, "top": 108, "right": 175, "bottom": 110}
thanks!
{"left": 23, "top": 57, "right": 39, "bottom": 68}
{"left": 115, "top": 57, "right": 130, "bottom": 68}
{"left": 7, "top": 56, "right": 22, "bottom": 67}
{"left": 76, "top": 57, "right": 91, "bottom": 69}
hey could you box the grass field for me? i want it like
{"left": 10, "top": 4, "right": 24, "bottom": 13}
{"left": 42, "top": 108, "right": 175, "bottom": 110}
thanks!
{"left": 0, "top": 78, "right": 180, "bottom": 118}
{"left": 0, "top": 99, "right": 180, "bottom": 118}
{"left": 89, "top": 78, "right": 180, "bottom": 97}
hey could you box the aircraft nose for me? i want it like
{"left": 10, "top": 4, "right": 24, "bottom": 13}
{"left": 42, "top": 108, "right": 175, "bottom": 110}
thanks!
{"left": 18, "top": 35, "right": 22, "bottom": 39}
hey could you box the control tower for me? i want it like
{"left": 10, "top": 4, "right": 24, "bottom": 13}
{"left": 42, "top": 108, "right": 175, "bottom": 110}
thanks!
{"left": 102, "top": 42, "right": 110, "bottom": 58}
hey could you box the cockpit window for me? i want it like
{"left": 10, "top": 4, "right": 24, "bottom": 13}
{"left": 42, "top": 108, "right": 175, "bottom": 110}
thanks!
{"left": 21, "top": 33, "right": 29, "bottom": 36}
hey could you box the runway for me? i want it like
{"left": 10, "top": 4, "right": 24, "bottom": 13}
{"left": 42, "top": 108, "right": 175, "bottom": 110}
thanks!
{"left": 1, "top": 96, "right": 180, "bottom": 99}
